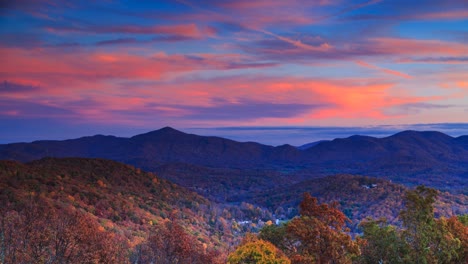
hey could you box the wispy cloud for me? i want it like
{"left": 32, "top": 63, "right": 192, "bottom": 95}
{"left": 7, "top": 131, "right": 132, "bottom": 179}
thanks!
{"left": 0, "top": 47, "right": 276, "bottom": 91}
{"left": 0, "top": 98, "right": 76, "bottom": 118}
{"left": 46, "top": 23, "right": 216, "bottom": 40}
{"left": 398, "top": 56, "right": 468, "bottom": 64}
{"left": 0, "top": 81, "right": 41, "bottom": 94}
{"left": 414, "top": 10, "right": 468, "bottom": 20}
{"left": 96, "top": 38, "right": 139, "bottom": 46}
{"left": 319, "top": 0, "right": 383, "bottom": 20}
{"left": 176, "top": 0, "right": 333, "bottom": 55}
{"left": 384, "top": 102, "right": 456, "bottom": 115}
{"left": 355, "top": 60, "right": 412, "bottom": 78}
{"left": 179, "top": 98, "right": 331, "bottom": 121}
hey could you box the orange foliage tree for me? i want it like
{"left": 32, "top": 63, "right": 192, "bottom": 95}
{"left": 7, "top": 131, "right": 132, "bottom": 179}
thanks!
{"left": 286, "top": 193, "right": 360, "bottom": 264}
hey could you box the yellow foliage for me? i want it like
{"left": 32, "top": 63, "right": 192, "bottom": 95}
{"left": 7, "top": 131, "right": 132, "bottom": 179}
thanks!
{"left": 228, "top": 239, "right": 290, "bottom": 264}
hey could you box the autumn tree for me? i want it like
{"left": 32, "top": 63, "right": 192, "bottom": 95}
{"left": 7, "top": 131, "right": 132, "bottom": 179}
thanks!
{"left": 436, "top": 216, "right": 468, "bottom": 263}
{"left": 131, "top": 219, "right": 220, "bottom": 264}
{"left": 286, "top": 193, "right": 360, "bottom": 264}
{"left": 0, "top": 196, "right": 129, "bottom": 264}
{"left": 228, "top": 234, "right": 290, "bottom": 264}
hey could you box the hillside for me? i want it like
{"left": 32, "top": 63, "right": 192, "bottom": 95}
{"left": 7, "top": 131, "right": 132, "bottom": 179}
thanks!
{"left": 0, "top": 158, "right": 237, "bottom": 256}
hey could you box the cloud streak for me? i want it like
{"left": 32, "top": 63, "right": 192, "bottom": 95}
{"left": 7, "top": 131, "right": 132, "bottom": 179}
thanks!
{"left": 46, "top": 23, "right": 216, "bottom": 40}
{"left": 179, "top": 98, "right": 331, "bottom": 121}
{"left": 355, "top": 60, "right": 412, "bottom": 78}
{"left": 0, "top": 47, "right": 277, "bottom": 92}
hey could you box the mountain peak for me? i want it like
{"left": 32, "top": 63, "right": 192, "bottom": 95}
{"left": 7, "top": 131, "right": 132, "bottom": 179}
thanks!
{"left": 389, "top": 130, "right": 453, "bottom": 141}
{"left": 131, "top": 126, "right": 185, "bottom": 140}
{"left": 158, "top": 126, "right": 179, "bottom": 133}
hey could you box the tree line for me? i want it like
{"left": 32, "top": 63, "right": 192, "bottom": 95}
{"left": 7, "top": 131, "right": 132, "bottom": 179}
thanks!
{"left": 229, "top": 186, "right": 468, "bottom": 264}
{"left": 1, "top": 185, "right": 466, "bottom": 263}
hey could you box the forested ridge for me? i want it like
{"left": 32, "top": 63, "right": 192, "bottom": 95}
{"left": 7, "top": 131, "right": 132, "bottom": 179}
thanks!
{"left": 0, "top": 158, "right": 236, "bottom": 263}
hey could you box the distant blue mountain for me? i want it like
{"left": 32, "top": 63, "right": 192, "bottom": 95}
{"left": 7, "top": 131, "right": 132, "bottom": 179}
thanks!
{"left": 297, "top": 140, "right": 330, "bottom": 150}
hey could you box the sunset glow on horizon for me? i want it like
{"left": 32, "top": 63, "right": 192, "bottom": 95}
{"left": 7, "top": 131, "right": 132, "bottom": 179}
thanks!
{"left": 1, "top": 0, "right": 467, "bottom": 143}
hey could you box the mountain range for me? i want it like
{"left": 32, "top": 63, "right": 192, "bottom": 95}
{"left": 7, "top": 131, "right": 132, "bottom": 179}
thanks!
{"left": 1, "top": 127, "right": 467, "bottom": 195}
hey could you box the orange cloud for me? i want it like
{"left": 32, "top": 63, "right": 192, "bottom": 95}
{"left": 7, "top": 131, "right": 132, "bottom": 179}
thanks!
{"left": 369, "top": 38, "right": 468, "bottom": 56}
{"left": 0, "top": 47, "right": 274, "bottom": 94}
{"left": 433, "top": 71, "right": 468, "bottom": 92}
{"left": 117, "top": 76, "right": 432, "bottom": 122}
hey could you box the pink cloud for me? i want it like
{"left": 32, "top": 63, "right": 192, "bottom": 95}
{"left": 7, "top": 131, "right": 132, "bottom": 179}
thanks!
{"left": 0, "top": 47, "right": 275, "bottom": 93}
{"left": 114, "top": 24, "right": 214, "bottom": 39}
{"left": 0, "top": 73, "right": 448, "bottom": 127}
{"left": 46, "top": 23, "right": 215, "bottom": 40}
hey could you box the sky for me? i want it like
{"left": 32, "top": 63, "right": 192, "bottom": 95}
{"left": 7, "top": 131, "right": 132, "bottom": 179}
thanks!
{"left": 1, "top": 0, "right": 467, "bottom": 144}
